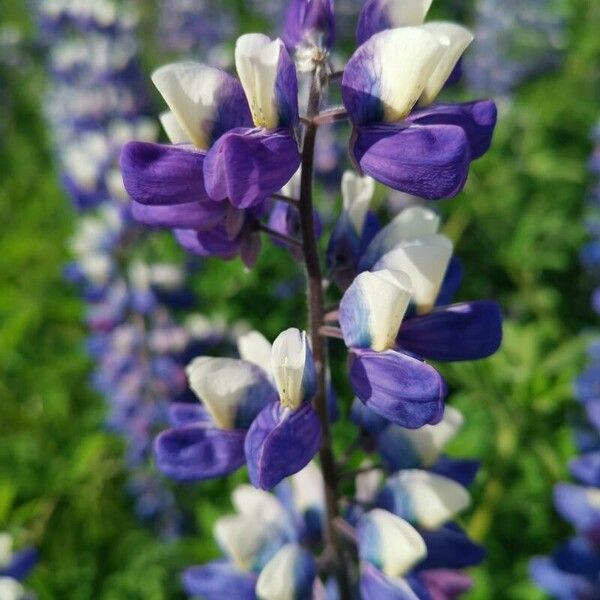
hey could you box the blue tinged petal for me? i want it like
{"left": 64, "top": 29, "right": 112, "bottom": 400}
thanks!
{"left": 529, "top": 556, "right": 598, "bottom": 600}
{"left": 350, "top": 349, "right": 446, "bottom": 428}
{"left": 360, "top": 562, "right": 422, "bottom": 600}
{"left": 554, "top": 483, "right": 600, "bottom": 533}
{"left": 429, "top": 456, "right": 480, "bottom": 487}
{"left": 343, "top": 28, "right": 444, "bottom": 126}
{"left": 435, "top": 256, "right": 464, "bottom": 306}
{"left": 167, "top": 402, "right": 212, "bottom": 427}
{"left": 397, "top": 300, "right": 503, "bottom": 361}
{"left": 570, "top": 452, "right": 600, "bottom": 487}
{"left": 377, "top": 470, "right": 471, "bottom": 529}
{"left": 182, "top": 560, "right": 258, "bottom": 600}
{"left": 0, "top": 547, "right": 38, "bottom": 581}
{"left": 419, "top": 524, "right": 486, "bottom": 569}
{"left": 283, "top": 0, "right": 335, "bottom": 51}
{"left": 187, "top": 356, "right": 278, "bottom": 430}
{"left": 357, "top": 0, "right": 434, "bottom": 45}
{"left": 340, "top": 271, "right": 413, "bottom": 351}
{"left": 245, "top": 403, "right": 322, "bottom": 490}
{"left": 358, "top": 509, "right": 427, "bottom": 578}
{"left": 256, "top": 544, "right": 317, "bottom": 600}
{"left": 270, "top": 328, "right": 317, "bottom": 409}
{"left": 350, "top": 397, "right": 389, "bottom": 436}
{"left": 154, "top": 424, "right": 246, "bottom": 481}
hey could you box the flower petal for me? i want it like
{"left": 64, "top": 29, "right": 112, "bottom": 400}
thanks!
{"left": 351, "top": 124, "right": 471, "bottom": 199}
{"left": 204, "top": 127, "right": 301, "bottom": 209}
{"left": 231, "top": 485, "right": 291, "bottom": 528}
{"left": 237, "top": 330, "right": 273, "bottom": 376}
{"left": 235, "top": 35, "right": 298, "bottom": 129}
{"left": 357, "top": 0, "right": 434, "bottom": 44}
{"left": 151, "top": 62, "right": 251, "bottom": 149}
{"left": 419, "top": 524, "right": 486, "bottom": 570}
{"left": 182, "top": 561, "right": 257, "bottom": 600}
{"left": 256, "top": 544, "right": 316, "bottom": 600}
{"left": 154, "top": 424, "right": 246, "bottom": 481}
{"left": 373, "top": 234, "right": 454, "bottom": 312}
{"left": 429, "top": 456, "right": 480, "bottom": 488}
{"left": 167, "top": 402, "right": 212, "bottom": 427}
{"left": 283, "top": 0, "right": 335, "bottom": 51}
{"left": 360, "top": 562, "right": 421, "bottom": 600}
{"left": 245, "top": 403, "right": 322, "bottom": 490}
{"left": 271, "top": 328, "right": 317, "bottom": 409}
{"left": 358, "top": 509, "right": 427, "bottom": 578}
{"left": 435, "top": 256, "right": 463, "bottom": 306}
{"left": 397, "top": 300, "right": 503, "bottom": 361}
{"left": 350, "top": 397, "right": 390, "bottom": 436}
{"left": 359, "top": 206, "right": 440, "bottom": 271}
{"left": 377, "top": 406, "right": 464, "bottom": 471}
{"left": 187, "top": 356, "right": 278, "bottom": 430}
{"left": 418, "top": 569, "right": 474, "bottom": 599}
{"left": 570, "top": 451, "right": 600, "bottom": 487}
{"left": 350, "top": 349, "right": 446, "bottom": 428}
{"left": 377, "top": 470, "right": 471, "bottom": 529}
{"left": 407, "top": 100, "right": 497, "bottom": 159}
{"left": 159, "top": 111, "right": 191, "bottom": 144}
{"left": 419, "top": 23, "right": 473, "bottom": 105}
{"left": 343, "top": 28, "right": 444, "bottom": 125}
{"left": 131, "top": 198, "right": 226, "bottom": 230}
{"left": 174, "top": 226, "right": 242, "bottom": 260}
{"left": 340, "top": 270, "right": 413, "bottom": 351}
{"left": 554, "top": 483, "right": 600, "bottom": 533}
{"left": 342, "top": 170, "right": 376, "bottom": 235}
{"left": 529, "top": 556, "right": 596, "bottom": 600}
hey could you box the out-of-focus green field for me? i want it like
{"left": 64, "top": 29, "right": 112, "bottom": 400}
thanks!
{"left": 0, "top": 0, "right": 599, "bottom": 598}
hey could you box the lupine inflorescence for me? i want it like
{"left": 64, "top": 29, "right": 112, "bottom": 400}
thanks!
{"left": 529, "top": 123, "right": 600, "bottom": 599}
{"left": 119, "top": 0, "right": 504, "bottom": 596}
{"left": 35, "top": 0, "right": 242, "bottom": 537}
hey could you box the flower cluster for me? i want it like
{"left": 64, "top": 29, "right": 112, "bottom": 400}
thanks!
{"left": 0, "top": 533, "right": 38, "bottom": 600}
{"left": 35, "top": 0, "right": 237, "bottom": 536}
{"left": 529, "top": 123, "right": 600, "bottom": 598}
{"left": 465, "top": 0, "right": 565, "bottom": 97}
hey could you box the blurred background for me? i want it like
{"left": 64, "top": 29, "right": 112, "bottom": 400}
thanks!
{"left": 0, "top": 0, "right": 599, "bottom": 598}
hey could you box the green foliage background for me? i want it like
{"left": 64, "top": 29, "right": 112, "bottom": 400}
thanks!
{"left": 0, "top": 0, "right": 599, "bottom": 598}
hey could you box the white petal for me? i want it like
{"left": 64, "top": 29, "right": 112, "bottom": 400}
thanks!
{"left": 187, "top": 357, "right": 271, "bottom": 429}
{"left": 0, "top": 578, "right": 25, "bottom": 600}
{"left": 159, "top": 110, "right": 191, "bottom": 144}
{"left": 381, "top": 0, "right": 434, "bottom": 27}
{"left": 363, "top": 509, "right": 427, "bottom": 577}
{"left": 391, "top": 470, "right": 471, "bottom": 529}
{"left": 389, "top": 406, "right": 464, "bottom": 466}
{"left": 270, "top": 328, "right": 313, "bottom": 409}
{"left": 290, "top": 462, "right": 325, "bottom": 513}
{"left": 235, "top": 34, "right": 282, "bottom": 129}
{"left": 342, "top": 171, "right": 376, "bottom": 234}
{"left": 356, "top": 270, "right": 413, "bottom": 351}
{"left": 370, "top": 28, "right": 445, "bottom": 122}
{"left": 355, "top": 462, "right": 385, "bottom": 503}
{"left": 281, "top": 167, "right": 301, "bottom": 198}
{"left": 151, "top": 62, "right": 228, "bottom": 149}
{"left": 420, "top": 22, "right": 474, "bottom": 105}
{"left": 213, "top": 514, "right": 273, "bottom": 571}
{"left": 373, "top": 234, "right": 453, "bottom": 312}
{"left": 231, "top": 485, "right": 289, "bottom": 524}
{"left": 237, "top": 330, "right": 273, "bottom": 376}
{"left": 256, "top": 544, "right": 313, "bottom": 600}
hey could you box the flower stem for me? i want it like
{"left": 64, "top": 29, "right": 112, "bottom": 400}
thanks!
{"left": 298, "top": 69, "right": 352, "bottom": 598}
{"left": 255, "top": 222, "right": 303, "bottom": 249}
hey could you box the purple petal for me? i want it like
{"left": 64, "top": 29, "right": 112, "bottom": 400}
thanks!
{"left": 418, "top": 569, "right": 473, "bottom": 600}
{"left": 174, "top": 226, "right": 242, "bottom": 259}
{"left": 350, "top": 124, "right": 471, "bottom": 200}
{"left": 245, "top": 403, "right": 322, "bottom": 490}
{"left": 570, "top": 452, "right": 600, "bottom": 487}
{"left": 182, "top": 560, "right": 257, "bottom": 600}
{"left": 529, "top": 556, "right": 597, "bottom": 599}
{"left": 586, "top": 399, "right": 600, "bottom": 430}
{"left": 274, "top": 42, "right": 300, "bottom": 129}
{"left": 154, "top": 424, "right": 246, "bottom": 481}
{"left": 419, "top": 525, "right": 485, "bottom": 570}
{"left": 204, "top": 127, "right": 301, "bottom": 209}
{"left": 360, "top": 563, "right": 421, "bottom": 600}
{"left": 120, "top": 142, "right": 212, "bottom": 210}
{"left": 167, "top": 402, "right": 212, "bottom": 427}
{"left": 406, "top": 100, "right": 497, "bottom": 160}
{"left": 554, "top": 483, "right": 600, "bottom": 534}
{"left": 350, "top": 349, "right": 446, "bottom": 428}
{"left": 282, "top": 0, "right": 335, "bottom": 51}
{"left": 397, "top": 301, "right": 503, "bottom": 361}
{"left": 130, "top": 198, "right": 225, "bottom": 230}
{"left": 435, "top": 257, "right": 463, "bottom": 306}
{"left": 356, "top": 0, "right": 396, "bottom": 45}
{"left": 0, "top": 548, "right": 39, "bottom": 580}
{"left": 429, "top": 456, "right": 480, "bottom": 488}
